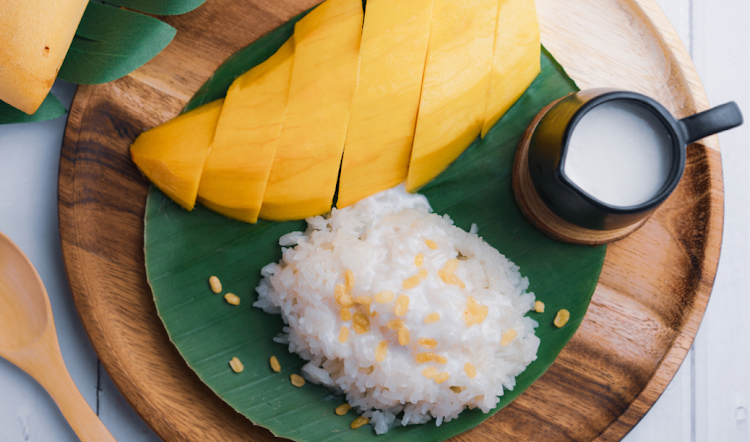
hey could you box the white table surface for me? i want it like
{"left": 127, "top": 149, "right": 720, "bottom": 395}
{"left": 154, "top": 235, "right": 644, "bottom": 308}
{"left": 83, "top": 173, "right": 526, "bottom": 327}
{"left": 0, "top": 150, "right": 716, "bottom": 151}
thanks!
{"left": 0, "top": 0, "right": 747, "bottom": 440}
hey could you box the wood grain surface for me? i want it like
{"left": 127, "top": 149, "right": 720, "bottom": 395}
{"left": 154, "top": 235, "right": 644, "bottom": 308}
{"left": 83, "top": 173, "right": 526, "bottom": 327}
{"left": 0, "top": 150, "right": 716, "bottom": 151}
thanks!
{"left": 57, "top": 0, "right": 723, "bottom": 441}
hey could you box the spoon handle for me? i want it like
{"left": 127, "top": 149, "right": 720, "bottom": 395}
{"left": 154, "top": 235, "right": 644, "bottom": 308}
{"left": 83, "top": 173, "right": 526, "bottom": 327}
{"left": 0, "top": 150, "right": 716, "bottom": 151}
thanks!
{"left": 44, "top": 368, "right": 118, "bottom": 442}
{"left": 29, "top": 337, "right": 118, "bottom": 442}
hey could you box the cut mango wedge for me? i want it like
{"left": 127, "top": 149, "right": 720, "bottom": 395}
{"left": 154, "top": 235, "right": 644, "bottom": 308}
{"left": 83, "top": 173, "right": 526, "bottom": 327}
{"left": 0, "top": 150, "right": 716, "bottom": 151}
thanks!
{"left": 130, "top": 99, "right": 223, "bottom": 210}
{"left": 482, "top": 0, "right": 541, "bottom": 138}
{"left": 336, "top": 0, "right": 434, "bottom": 208}
{"left": 197, "top": 38, "right": 295, "bottom": 223}
{"left": 259, "top": 0, "right": 363, "bottom": 221}
{"left": 406, "top": 0, "right": 499, "bottom": 192}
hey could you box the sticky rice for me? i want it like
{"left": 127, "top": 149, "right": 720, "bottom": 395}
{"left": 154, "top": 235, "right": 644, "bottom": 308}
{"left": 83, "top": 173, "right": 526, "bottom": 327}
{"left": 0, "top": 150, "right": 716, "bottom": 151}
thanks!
{"left": 254, "top": 185, "right": 539, "bottom": 434}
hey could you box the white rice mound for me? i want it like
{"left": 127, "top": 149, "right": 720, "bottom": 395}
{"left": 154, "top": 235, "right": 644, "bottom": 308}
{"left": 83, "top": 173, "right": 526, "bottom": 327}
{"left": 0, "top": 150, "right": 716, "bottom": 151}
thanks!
{"left": 254, "top": 185, "right": 539, "bottom": 434}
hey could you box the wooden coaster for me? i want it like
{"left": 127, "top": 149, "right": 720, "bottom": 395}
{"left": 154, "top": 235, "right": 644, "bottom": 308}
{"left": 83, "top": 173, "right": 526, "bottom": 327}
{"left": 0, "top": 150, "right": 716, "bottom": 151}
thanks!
{"left": 511, "top": 98, "right": 650, "bottom": 245}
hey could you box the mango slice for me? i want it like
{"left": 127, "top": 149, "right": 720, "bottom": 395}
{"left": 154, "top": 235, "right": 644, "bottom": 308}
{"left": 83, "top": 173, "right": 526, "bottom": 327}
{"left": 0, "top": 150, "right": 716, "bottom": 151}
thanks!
{"left": 0, "top": 0, "right": 89, "bottom": 114}
{"left": 259, "top": 0, "right": 363, "bottom": 221}
{"left": 336, "top": 0, "right": 434, "bottom": 208}
{"left": 130, "top": 99, "right": 223, "bottom": 211}
{"left": 197, "top": 39, "right": 295, "bottom": 223}
{"left": 481, "top": 0, "right": 541, "bottom": 138}
{"left": 405, "top": 0, "right": 499, "bottom": 192}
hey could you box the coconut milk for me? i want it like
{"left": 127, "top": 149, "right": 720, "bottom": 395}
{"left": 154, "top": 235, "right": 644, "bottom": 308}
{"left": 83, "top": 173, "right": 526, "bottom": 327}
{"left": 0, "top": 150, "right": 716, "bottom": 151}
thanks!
{"left": 562, "top": 100, "right": 673, "bottom": 207}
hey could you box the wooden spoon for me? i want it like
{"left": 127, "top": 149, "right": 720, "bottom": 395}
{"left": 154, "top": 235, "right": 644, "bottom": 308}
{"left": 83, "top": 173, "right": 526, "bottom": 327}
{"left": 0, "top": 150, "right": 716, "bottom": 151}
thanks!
{"left": 0, "top": 231, "right": 116, "bottom": 442}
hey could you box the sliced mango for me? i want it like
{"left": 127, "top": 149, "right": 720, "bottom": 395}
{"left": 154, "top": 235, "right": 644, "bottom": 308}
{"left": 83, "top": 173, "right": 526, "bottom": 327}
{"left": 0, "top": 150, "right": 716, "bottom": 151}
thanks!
{"left": 197, "top": 39, "right": 295, "bottom": 223}
{"left": 481, "top": 0, "right": 541, "bottom": 138}
{"left": 336, "top": 0, "right": 434, "bottom": 208}
{"left": 130, "top": 99, "right": 223, "bottom": 210}
{"left": 405, "top": 0, "right": 498, "bottom": 192}
{"left": 259, "top": 0, "right": 363, "bottom": 221}
{"left": 0, "top": 0, "right": 89, "bottom": 114}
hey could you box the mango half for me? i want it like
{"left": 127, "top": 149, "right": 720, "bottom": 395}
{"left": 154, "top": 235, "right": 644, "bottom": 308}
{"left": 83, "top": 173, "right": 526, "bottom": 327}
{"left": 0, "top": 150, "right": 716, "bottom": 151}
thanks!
{"left": 0, "top": 0, "right": 89, "bottom": 114}
{"left": 131, "top": 0, "right": 542, "bottom": 223}
{"left": 130, "top": 99, "right": 223, "bottom": 211}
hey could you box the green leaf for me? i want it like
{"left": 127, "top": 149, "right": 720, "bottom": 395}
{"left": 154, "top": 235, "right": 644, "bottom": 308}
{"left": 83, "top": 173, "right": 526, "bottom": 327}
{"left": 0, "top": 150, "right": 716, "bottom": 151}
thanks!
{"left": 144, "top": 22, "right": 605, "bottom": 439}
{"left": 0, "top": 94, "right": 67, "bottom": 125}
{"left": 103, "top": 0, "right": 207, "bottom": 16}
{"left": 59, "top": 1, "right": 176, "bottom": 85}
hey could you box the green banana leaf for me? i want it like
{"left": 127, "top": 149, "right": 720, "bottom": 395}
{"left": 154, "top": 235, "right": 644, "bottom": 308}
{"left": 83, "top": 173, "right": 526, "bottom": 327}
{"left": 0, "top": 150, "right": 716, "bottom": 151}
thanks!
{"left": 58, "top": 2, "right": 176, "bottom": 85}
{"left": 103, "top": 0, "right": 207, "bottom": 16}
{"left": 144, "top": 16, "right": 606, "bottom": 442}
{"left": 0, "top": 94, "right": 67, "bottom": 125}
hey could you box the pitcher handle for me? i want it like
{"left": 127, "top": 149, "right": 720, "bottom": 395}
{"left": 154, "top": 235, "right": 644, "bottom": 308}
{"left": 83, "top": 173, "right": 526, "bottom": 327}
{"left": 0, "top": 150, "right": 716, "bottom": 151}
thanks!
{"left": 678, "top": 101, "right": 743, "bottom": 144}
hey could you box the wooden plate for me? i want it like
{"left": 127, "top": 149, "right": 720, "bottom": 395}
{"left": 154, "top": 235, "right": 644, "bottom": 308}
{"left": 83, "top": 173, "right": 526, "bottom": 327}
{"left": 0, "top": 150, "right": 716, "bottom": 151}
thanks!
{"left": 58, "top": 0, "right": 722, "bottom": 440}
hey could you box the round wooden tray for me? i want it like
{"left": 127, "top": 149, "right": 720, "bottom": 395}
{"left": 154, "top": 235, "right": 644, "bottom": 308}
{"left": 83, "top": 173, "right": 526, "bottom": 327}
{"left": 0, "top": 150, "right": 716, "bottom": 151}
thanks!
{"left": 58, "top": 0, "right": 723, "bottom": 440}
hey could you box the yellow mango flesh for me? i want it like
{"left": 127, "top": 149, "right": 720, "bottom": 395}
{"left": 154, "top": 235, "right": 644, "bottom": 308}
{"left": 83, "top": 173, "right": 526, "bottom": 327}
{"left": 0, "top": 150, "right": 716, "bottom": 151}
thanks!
{"left": 259, "top": 0, "right": 363, "bottom": 221}
{"left": 336, "top": 0, "right": 434, "bottom": 208}
{"left": 481, "top": 0, "right": 540, "bottom": 138}
{"left": 130, "top": 99, "right": 224, "bottom": 211}
{"left": 405, "top": 0, "right": 498, "bottom": 192}
{"left": 197, "top": 39, "right": 295, "bottom": 223}
{"left": 0, "top": 0, "right": 89, "bottom": 114}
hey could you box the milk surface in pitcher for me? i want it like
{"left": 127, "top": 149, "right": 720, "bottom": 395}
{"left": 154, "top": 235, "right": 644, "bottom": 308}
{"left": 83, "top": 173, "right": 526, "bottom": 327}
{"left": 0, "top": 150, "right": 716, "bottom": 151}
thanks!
{"left": 563, "top": 100, "right": 673, "bottom": 207}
